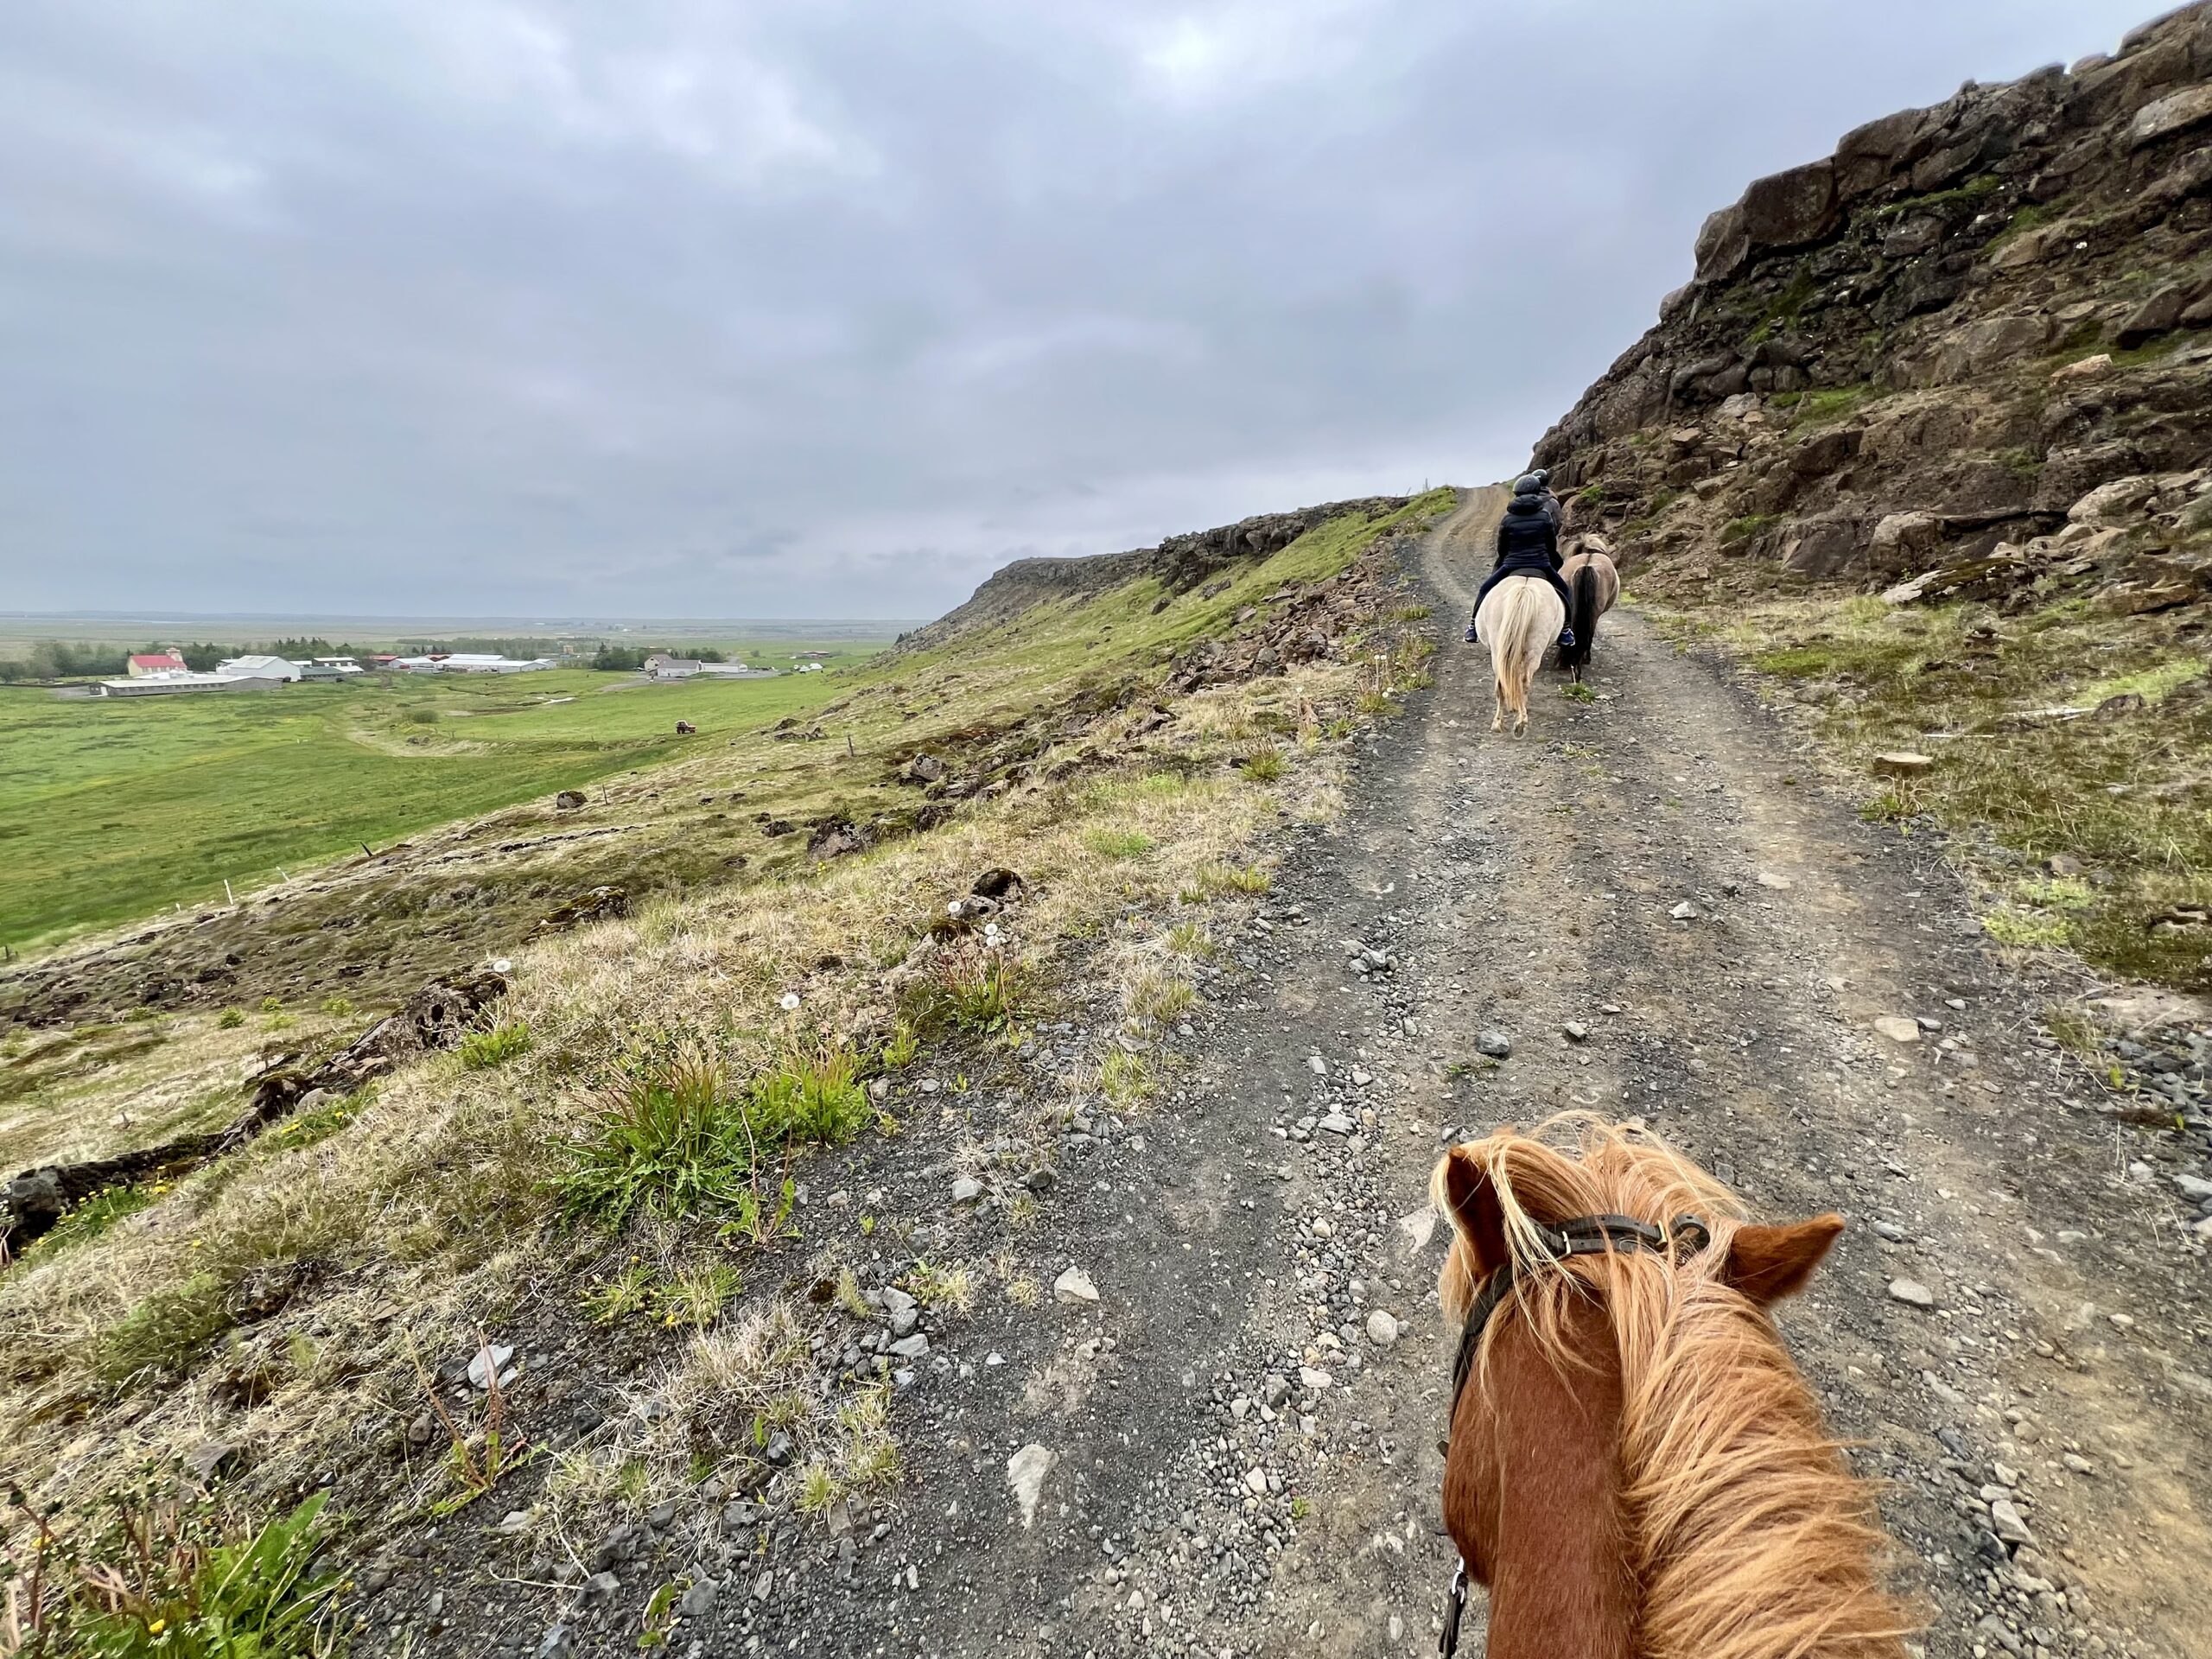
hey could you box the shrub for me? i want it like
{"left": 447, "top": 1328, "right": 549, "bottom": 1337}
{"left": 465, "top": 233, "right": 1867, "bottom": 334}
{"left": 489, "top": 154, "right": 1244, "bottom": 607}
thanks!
{"left": 318, "top": 995, "right": 354, "bottom": 1018}
{"left": 217, "top": 1009, "right": 245, "bottom": 1030}
{"left": 460, "top": 1020, "right": 533, "bottom": 1070}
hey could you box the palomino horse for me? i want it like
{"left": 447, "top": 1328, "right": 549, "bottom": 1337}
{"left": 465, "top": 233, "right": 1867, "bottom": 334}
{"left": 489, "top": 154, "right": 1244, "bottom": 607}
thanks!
{"left": 1557, "top": 548, "right": 1618, "bottom": 684}
{"left": 1430, "top": 1116, "right": 1912, "bottom": 1659}
{"left": 1473, "top": 575, "right": 1564, "bottom": 736}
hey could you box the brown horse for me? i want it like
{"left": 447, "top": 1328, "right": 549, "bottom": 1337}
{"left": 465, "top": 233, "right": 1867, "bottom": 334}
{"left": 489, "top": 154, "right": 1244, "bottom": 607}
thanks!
{"left": 1430, "top": 1116, "right": 1913, "bottom": 1659}
{"left": 1556, "top": 546, "right": 1618, "bottom": 683}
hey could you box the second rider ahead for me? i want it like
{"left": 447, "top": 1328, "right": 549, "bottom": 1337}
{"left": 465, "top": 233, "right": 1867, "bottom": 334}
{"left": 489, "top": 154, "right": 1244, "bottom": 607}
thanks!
{"left": 1465, "top": 471, "right": 1576, "bottom": 651}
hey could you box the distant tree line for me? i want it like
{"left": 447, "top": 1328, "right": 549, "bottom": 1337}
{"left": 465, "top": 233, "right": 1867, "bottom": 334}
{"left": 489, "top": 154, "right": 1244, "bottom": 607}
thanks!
{"left": 395, "top": 636, "right": 569, "bottom": 659}
{"left": 0, "top": 640, "right": 230, "bottom": 683}
{"left": 590, "top": 645, "right": 728, "bottom": 671}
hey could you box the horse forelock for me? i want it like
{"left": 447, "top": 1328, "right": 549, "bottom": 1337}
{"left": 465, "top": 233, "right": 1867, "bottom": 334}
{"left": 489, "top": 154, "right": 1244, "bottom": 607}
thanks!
{"left": 1441, "top": 1116, "right": 1916, "bottom": 1659}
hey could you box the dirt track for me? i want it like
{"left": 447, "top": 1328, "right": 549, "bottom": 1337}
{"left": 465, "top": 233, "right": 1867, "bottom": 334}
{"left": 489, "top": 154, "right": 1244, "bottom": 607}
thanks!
{"left": 613, "top": 491, "right": 2212, "bottom": 1657}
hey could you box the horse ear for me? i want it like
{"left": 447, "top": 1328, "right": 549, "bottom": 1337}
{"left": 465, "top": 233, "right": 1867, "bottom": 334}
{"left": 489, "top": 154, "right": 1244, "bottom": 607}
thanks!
{"left": 1436, "top": 1146, "right": 1511, "bottom": 1279}
{"left": 1722, "top": 1214, "right": 1845, "bottom": 1305}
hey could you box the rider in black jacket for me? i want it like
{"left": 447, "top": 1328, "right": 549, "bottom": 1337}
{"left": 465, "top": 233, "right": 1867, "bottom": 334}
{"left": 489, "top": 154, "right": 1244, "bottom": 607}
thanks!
{"left": 1465, "top": 471, "right": 1575, "bottom": 647}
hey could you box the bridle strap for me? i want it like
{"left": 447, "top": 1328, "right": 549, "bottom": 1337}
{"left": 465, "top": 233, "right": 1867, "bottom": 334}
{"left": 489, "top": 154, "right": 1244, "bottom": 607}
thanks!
{"left": 1440, "top": 1210, "right": 1713, "bottom": 1656}
{"left": 1448, "top": 1211, "right": 1712, "bottom": 1402}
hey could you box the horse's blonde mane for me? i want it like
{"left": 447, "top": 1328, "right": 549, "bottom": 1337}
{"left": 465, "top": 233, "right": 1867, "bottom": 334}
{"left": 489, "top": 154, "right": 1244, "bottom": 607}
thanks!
{"left": 1432, "top": 1116, "right": 1915, "bottom": 1659}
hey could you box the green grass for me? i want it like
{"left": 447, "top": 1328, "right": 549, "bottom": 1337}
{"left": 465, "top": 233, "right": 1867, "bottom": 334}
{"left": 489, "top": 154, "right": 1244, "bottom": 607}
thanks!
{"left": 556, "top": 1041, "right": 870, "bottom": 1229}
{"left": 16, "top": 1488, "right": 344, "bottom": 1659}
{"left": 459, "top": 1020, "right": 533, "bottom": 1069}
{"left": 1700, "top": 594, "right": 2212, "bottom": 988}
{"left": 1874, "top": 172, "right": 2001, "bottom": 219}
{"left": 96, "top": 1271, "right": 236, "bottom": 1389}
{"left": 1789, "top": 385, "right": 1878, "bottom": 429}
{"left": 1720, "top": 514, "right": 1782, "bottom": 546}
{"left": 1084, "top": 827, "right": 1154, "bottom": 859}
{"left": 19, "top": 1184, "right": 156, "bottom": 1263}
{"left": 0, "top": 666, "right": 869, "bottom": 950}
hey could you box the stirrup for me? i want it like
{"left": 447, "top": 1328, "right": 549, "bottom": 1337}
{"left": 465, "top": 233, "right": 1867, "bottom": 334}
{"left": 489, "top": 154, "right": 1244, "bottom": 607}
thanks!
{"left": 1558, "top": 628, "right": 1576, "bottom": 648}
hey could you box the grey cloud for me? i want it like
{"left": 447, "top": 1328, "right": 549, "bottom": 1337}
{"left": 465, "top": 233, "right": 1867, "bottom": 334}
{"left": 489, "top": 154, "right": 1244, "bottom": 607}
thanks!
{"left": 0, "top": 0, "right": 2161, "bottom": 620}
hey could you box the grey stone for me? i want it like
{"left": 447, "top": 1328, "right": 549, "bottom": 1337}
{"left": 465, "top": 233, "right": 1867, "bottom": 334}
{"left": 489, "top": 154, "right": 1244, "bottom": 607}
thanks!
{"left": 1561, "top": 1020, "right": 1590, "bottom": 1044}
{"left": 677, "top": 1579, "right": 717, "bottom": 1618}
{"left": 1475, "top": 1030, "right": 1513, "bottom": 1059}
{"left": 536, "top": 1624, "right": 573, "bottom": 1659}
{"left": 1888, "top": 1278, "right": 1936, "bottom": 1308}
{"left": 1990, "top": 1497, "right": 2036, "bottom": 1548}
{"left": 467, "top": 1344, "right": 517, "bottom": 1390}
{"left": 1007, "top": 1443, "right": 1055, "bottom": 1528}
{"left": 950, "top": 1177, "right": 984, "bottom": 1205}
{"left": 1365, "top": 1309, "right": 1401, "bottom": 1346}
{"left": 1052, "top": 1265, "right": 1099, "bottom": 1305}
{"left": 1669, "top": 901, "right": 1699, "bottom": 921}
{"left": 888, "top": 1333, "right": 931, "bottom": 1360}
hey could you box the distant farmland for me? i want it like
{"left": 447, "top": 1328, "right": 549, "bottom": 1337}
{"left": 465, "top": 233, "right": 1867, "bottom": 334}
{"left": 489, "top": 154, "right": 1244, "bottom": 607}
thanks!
{"left": 0, "top": 654, "right": 884, "bottom": 950}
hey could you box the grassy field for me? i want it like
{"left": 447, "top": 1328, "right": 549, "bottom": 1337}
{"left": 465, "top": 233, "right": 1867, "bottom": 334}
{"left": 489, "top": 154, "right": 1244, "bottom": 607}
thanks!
{"left": 0, "top": 660, "right": 880, "bottom": 950}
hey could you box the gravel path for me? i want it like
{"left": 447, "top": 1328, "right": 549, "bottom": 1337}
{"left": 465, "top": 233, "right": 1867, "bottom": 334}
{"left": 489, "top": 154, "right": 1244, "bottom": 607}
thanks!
{"left": 550, "top": 493, "right": 2212, "bottom": 1659}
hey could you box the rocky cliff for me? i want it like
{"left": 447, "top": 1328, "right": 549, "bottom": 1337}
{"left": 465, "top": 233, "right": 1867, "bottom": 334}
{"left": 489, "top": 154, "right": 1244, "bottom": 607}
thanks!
{"left": 899, "top": 496, "right": 1408, "bottom": 650}
{"left": 1535, "top": 2, "right": 2212, "bottom": 611}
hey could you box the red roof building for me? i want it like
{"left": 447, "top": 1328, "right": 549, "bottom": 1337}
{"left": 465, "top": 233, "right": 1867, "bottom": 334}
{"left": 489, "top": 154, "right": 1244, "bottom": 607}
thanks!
{"left": 126, "top": 651, "right": 188, "bottom": 677}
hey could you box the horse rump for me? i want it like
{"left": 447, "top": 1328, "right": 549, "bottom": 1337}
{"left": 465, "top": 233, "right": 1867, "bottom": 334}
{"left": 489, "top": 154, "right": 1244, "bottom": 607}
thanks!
{"left": 1562, "top": 562, "right": 1599, "bottom": 673}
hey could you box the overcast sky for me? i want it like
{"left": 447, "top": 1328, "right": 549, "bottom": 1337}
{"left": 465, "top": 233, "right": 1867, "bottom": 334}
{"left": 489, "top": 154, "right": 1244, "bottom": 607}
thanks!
{"left": 0, "top": 1, "right": 2159, "bottom": 620}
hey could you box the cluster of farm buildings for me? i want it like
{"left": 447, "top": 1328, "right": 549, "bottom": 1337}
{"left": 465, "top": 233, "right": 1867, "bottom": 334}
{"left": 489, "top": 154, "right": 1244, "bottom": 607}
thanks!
{"left": 95, "top": 648, "right": 817, "bottom": 697}
{"left": 98, "top": 649, "right": 561, "bottom": 696}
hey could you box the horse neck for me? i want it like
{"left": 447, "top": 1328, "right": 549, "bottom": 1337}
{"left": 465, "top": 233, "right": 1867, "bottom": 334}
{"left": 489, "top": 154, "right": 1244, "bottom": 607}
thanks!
{"left": 1446, "top": 1301, "right": 1636, "bottom": 1659}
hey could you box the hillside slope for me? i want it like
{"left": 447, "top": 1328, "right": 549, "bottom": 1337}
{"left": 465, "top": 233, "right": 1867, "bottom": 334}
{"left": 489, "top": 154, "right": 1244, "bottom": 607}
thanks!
{"left": 1532, "top": 2, "right": 2212, "bottom": 991}
{"left": 0, "top": 492, "right": 1452, "bottom": 1656}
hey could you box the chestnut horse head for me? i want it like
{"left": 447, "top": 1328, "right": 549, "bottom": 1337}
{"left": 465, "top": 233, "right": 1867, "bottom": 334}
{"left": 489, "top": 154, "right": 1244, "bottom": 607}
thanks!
{"left": 1430, "top": 1116, "right": 1912, "bottom": 1659}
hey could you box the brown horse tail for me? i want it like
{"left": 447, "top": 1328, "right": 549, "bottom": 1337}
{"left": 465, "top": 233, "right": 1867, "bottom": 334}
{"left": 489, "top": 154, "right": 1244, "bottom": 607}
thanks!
{"left": 1564, "top": 562, "right": 1599, "bottom": 672}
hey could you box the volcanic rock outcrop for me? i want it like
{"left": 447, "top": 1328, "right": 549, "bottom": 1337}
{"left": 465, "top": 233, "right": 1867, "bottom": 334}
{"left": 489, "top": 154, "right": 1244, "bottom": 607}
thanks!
{"left": 1535, "top": 3, "right": 2212, "bottom": 610}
